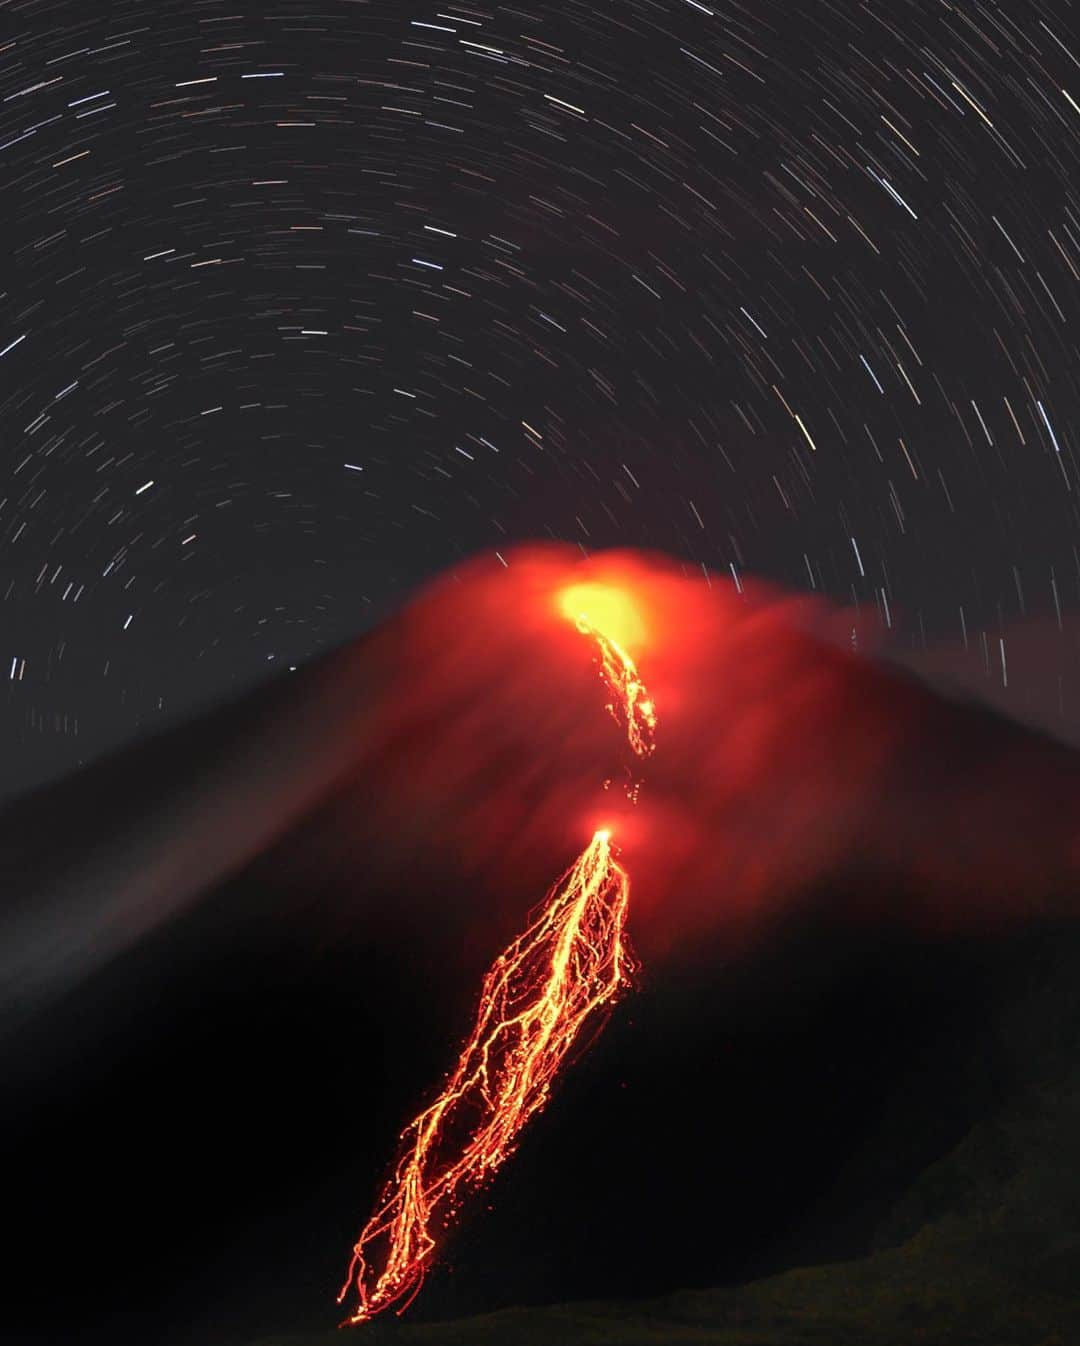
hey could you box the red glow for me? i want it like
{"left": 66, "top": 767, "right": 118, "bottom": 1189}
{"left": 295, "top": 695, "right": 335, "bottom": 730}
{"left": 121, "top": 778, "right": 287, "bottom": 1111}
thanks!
{"left": 338, "top": 575, "right": 658, "bottom": 1325}
{"left": 320, "top": 540, "right": 1074, "bottom": 1325}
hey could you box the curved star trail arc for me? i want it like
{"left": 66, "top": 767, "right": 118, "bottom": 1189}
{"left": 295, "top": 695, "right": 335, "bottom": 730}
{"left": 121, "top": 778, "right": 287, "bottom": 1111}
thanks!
{"left": 3, "top": 0, "right": 1080, "bottom": 794}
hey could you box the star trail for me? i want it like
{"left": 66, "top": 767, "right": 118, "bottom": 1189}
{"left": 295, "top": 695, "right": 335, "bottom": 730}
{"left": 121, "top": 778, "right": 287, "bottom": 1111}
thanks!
{"left": 3, "top": 0, "right": 1080, "bottom": 795}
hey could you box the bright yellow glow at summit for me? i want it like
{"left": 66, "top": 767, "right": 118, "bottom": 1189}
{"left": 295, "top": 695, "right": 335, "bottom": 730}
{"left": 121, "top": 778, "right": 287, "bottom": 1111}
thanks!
{"left": 557, "top": 582, "right": 648, "bottom": 653}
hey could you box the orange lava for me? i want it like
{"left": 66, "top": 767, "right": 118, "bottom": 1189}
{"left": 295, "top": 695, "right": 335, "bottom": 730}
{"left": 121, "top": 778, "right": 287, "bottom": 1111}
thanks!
{"left": 574, "top": 616, "right": 657, "bottom": 763}
{"left": 338, "top": 579, "right": 657, "bottom": 1326}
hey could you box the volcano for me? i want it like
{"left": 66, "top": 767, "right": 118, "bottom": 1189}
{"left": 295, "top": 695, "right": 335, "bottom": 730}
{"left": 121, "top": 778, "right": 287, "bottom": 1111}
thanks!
{"left": 4, "top": 545, "right": 1080, "bottom": 1346}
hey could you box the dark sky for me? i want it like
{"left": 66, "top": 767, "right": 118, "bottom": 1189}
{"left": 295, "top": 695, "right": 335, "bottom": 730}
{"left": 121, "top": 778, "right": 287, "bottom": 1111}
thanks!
{"left": 4, "top": 0, "right": 1080, "bottom": 795}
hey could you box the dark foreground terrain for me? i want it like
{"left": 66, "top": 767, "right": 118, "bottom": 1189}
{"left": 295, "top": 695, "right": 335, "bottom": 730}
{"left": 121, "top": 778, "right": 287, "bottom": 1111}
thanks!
{"left": 264, "top": 932, "right": 1080, "bottom": 1346}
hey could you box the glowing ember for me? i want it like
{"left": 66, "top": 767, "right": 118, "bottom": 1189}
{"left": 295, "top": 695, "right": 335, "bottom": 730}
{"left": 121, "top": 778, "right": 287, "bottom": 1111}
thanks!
{"left": 338, "top": 580, "right": 657, "bottom": 1326}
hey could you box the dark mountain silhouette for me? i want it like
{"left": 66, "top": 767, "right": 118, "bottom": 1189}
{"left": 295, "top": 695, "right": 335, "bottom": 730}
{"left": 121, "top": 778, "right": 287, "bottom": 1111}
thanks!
{"left": 4, "top": 545, "right": 1080, "bottom": 1346}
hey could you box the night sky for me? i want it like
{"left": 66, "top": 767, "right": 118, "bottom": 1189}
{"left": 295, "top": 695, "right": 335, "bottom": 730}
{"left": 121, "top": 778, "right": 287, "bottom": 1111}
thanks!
{"left": 4, "top": 0, "right": 1080, "bottom": 797}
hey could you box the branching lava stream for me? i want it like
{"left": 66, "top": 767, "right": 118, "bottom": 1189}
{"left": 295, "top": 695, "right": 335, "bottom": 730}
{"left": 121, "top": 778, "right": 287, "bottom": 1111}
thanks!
{"left": 338, "top": 581, "right": 657, "bottom": 1325}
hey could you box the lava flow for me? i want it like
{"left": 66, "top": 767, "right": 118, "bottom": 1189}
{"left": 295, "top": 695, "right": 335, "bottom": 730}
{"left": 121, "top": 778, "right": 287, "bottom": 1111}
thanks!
{"left": 338, "top": 579, "right": 657, "bottom": 1326}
